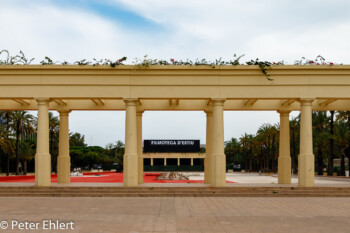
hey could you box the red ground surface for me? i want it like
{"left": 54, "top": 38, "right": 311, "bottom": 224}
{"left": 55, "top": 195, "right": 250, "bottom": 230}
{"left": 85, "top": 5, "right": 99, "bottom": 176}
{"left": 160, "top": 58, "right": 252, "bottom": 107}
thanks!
{"left": 0, "top": 172, "right": 234, "bottom": 183}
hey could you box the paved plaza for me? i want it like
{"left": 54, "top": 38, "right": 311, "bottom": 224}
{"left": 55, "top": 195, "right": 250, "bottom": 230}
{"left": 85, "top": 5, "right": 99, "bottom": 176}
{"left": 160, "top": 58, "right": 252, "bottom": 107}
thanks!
{"left": 0, "top": 173, "right": 350, "bottom": 232}
{"left": 0, "top": 196, "right": 350, "bottom": 233}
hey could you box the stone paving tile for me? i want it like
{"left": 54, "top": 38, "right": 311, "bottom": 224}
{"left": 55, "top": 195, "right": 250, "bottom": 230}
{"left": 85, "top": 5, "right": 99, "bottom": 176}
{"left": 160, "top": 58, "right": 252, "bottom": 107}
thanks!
{"left": 0, "top": 197, "right": 350, "bottom": 232}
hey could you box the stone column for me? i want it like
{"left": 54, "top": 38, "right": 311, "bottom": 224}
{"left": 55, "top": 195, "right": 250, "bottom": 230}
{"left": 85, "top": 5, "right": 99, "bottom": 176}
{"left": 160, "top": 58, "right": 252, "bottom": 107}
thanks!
{"left": 35, "top": 98, "right": 51, "bottom": 187}
{"left": 191, "top": 158, "right": 194, "bottom": 166}
{"left": 210, "top": 99, "right": 226, "bottom": 187}
{"left": 164, "top": 158, "right": 167, "bottom": 166}
{"left": 150, "top": 158, "right": 153, "bottom": 166}
{"left": 137, "top": 111, "right": 144, "bottom": 184}
{"left": 123, "top": 99, "right": 138, "bottom": 187}
{"left": 204, "top": 110, "right": 213, "bottom": 184}
{"left": 278, "top": 110, "right": 291, "bottom": 184}
{"left": 57, "top": 111, "right": 71, "bottom": 184}
{"left": 177, "top": 158, "right": 180, "bottom": 166}
{"left": 298, "top": 99, "right": 315, "bottom": 187}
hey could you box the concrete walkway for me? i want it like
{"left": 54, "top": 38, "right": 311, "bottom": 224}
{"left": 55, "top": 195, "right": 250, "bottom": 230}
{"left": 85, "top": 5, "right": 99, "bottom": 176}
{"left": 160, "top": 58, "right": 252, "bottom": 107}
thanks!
{"left": 0, "top": 196, "right": 349, "bottom": 233}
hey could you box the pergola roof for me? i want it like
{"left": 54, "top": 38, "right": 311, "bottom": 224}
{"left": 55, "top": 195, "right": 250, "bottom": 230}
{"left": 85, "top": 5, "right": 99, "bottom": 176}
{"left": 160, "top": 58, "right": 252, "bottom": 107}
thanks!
{"left": 1, "top": 65, "right": 350, "bottom": 111}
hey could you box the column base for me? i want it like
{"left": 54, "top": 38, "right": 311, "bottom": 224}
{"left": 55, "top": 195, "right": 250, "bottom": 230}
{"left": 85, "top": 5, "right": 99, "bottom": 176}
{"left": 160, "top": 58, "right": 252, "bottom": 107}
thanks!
{"left": 57, "top": 156, "right": 71, "bottom": 184}
{"left": 138, "top": 156, "right": 143, "bottom": 184}
{"left": 278, "top": 156, "right": 291, "bottom": 184}
{"left": 123, "top": 153, "right": 138, "bottom": 187}
{"left": 35, "top": 153, "right": 51, "bottom": 187}
{"left": 210, "top": 154, "right": 226, "bottom": 187}
{"left": 298, "top": 153, "right": 315, "bottom": 187}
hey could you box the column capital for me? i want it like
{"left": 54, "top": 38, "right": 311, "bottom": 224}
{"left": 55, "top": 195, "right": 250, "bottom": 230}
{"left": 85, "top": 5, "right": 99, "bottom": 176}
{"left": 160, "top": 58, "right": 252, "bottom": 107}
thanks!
{"left": 123, "top": 98, "right": 138, "bottom": 106}
{"left": 136, "top": 110, "right": 144, "bottom": 116}
{"left": 35, "top": 97, "right": 51, "bottom": 104}
{"left": 204, "top": 109, "right": 213, "bottom": 116}
{"left": 58, "top": 110, "right": 71, "bottom": 116}
{"left": 299, "top": 98, "right": 315, "bottom": 105}
{"left": 277, "top": 110, "right": 291, "bottom": 115}
{"left": 210, "top": 98, "right": 226, "bottom": 106}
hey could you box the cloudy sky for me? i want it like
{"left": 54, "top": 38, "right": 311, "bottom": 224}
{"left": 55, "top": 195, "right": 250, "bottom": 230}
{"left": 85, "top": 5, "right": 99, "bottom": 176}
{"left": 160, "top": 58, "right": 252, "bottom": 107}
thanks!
{"left": 1, "top": 0, "right": 350, "bottom": 147}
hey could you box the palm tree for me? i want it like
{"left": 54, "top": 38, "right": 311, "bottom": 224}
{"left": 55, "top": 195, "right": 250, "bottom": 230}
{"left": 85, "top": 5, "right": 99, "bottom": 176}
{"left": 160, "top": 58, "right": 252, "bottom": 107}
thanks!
{"left": 328, "top": 111, "right": 335, "bottom": 176}
{"left": 335, "top": 121, "right": 349, "bottom": 176}
{"left": 271, "top": 124, "right": 279, "bottom": 173}
{"left": 257, "top": 123, "right": 278, "bottom": 172}
{"left": 257, "top": 124, "right": 271, "bottom": 171}
{"left": 10, "top": 111, "right": 35, "bottom": 175}
{"left": 290, "top": 116, "right": 300, "bottom": 174}
{"left": 252, "top": 133, "right": 264, "bottom": 172}
{"left": 114, "top": 140, "right": 125, "bottom": 170}
{"left": 225, "top": 138, "right": 240, "bottom": 166}
{"left": 240, "top": 133, "right": 251, "bottom": 171}
{"left": 49, "top": 112, "right": 59, "bottom": 172}
{"left": 246, "top": 134, "right": 254, "bottom": 171}
{"left": 0, "top": 111, "right": 12, "bottom": 176}
{"left": 19, "top": 141, "right": 35, "bottom": 175}
{"left": 0, "top": 125, "right": 13, "bottom": 155}
{"left": 336, "top": 111, "right": 350, "bottom": 174}
{"left": 336, "top": 111, "right": 350, "bottom": 125}
{"left": 312, "top": 111, "right": 329, "bottom": 175}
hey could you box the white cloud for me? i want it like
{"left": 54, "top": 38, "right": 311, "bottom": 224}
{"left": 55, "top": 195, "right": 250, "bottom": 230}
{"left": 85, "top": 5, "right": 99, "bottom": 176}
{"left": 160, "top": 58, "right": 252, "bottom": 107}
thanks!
{"left": 112, "top": 0, "right": 350, "bottom": 62}
{"left": 0, "top": 0, "right": 166, "bottom": 62}
{"left": 1, "top": 0, "right": 347, "bottom": 146}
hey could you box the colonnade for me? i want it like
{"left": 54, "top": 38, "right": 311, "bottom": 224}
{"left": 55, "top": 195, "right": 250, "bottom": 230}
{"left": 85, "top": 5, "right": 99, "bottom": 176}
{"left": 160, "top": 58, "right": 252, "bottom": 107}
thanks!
{"left": 34, "top": 98, "right": 315, "bottom": 187}
{"left": 35, "top": 98, "right": 72, "bottom": 186}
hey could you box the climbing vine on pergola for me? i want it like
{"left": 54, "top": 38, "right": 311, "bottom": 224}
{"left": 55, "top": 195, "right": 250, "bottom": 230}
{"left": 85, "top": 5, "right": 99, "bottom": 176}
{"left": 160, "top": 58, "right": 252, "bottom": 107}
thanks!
{"left": 0, "top": 50, "right": 337, "bottom": 80}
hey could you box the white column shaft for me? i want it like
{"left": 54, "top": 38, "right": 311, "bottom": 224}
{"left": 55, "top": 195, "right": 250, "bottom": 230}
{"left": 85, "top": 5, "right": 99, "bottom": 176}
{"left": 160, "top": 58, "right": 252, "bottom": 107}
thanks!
{"left": 35, "top": 98, "right": 51, "bottom": 187}
{"left": 57, "top": 111, "right": 71, "bottom": 184}
{"left": 210, "top": 99, "right": 226, "bottom": 187}
{"left": 278, "top": 110, "right": 291, "bottom": 184}
{"left": 137, "top": 111, "right": 143, "bottom": 184}
{"left": 123, "top": 99, "right": 138, "bottom": 187}
{"left": 298, "top": 99, "right": 315, "bottom": 187}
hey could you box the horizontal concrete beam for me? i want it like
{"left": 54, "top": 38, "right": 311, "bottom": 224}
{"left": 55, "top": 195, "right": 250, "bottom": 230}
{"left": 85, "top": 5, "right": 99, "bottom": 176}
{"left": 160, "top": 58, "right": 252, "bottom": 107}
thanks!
{"left": 1, "top": 65, "right": 350, "bottom": 100}
{"left": 1, "top": 99, "right": 350, "bottom": 111}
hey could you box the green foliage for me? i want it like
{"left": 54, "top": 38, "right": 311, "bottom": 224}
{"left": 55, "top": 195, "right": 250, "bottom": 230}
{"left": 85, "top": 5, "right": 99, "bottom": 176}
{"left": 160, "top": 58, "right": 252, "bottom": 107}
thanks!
{"left": 246, "top": 59, "right": 274, "bottom": 81}
{"left": 294, "top": 55, "right": 336, "bottom": 65}
{"left": 0, "top": 50, "right": 34, "bottom": 65}
{"left": 69, "top": 132, "right": 86, "bottom": 147}
{"left": 1, "top": 50, "right": 337, "bottom": 81}
{"left": 69, "top": 141, "right": 122, "bottom": 170}
{"left": 224, "top": 111, "right": 350, "bottom": 175}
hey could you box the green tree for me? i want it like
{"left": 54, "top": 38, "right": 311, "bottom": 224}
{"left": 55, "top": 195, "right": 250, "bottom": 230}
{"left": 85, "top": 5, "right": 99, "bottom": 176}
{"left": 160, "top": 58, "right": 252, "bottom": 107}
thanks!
{"left": 114, "top": 140, "right": 125, "bottom": 171}
{"left": 336, "top": 111, "right": 350, "bottom": 174}
{"left": 328, "top": 111, "right": 335, "bottom": 176}
{"left": 49, "top": 112, "right": 59, "bottom": 173}
{"left": 19, "top": 141, "right": 35, "bottom": 175}
{"left": 290, "top": 116, "right": 300, "bottom": 174}
{"left": 240, "top": 133, "right": 252, "bottom": 171}
{"left": 251, "top": 133, "right": 264, "bottom": 171}
{"left": 225, "top": 138, "right": 240, "bottom": 165}
{"left": 10, "top": 111, "right": 35, "bottom": 175}
{"left": 0, "top": 111, "right": 13, "bottom": 176}
{"left": 83, "top": 151, "right": 99, "bottom": 169}
{"left": 312, "top": 111, "right": 329, "bottom": 175}
{"left": 257, "top": 123, "right": 278, "bottom": 172}
{"left": 69, "top": 132, "right": 87, "bottom": 147}
{"left": 70, "top": 150, "right": 84, "bottom": 168}
{"left": 335, "top": 121, "right": 349, "bottom": 176}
